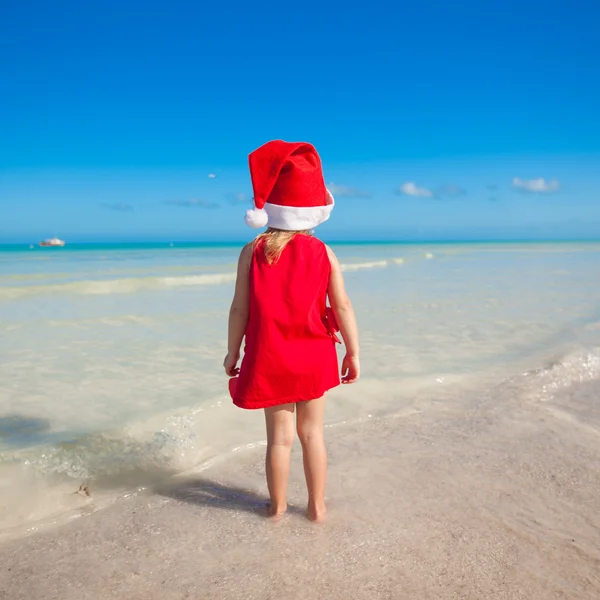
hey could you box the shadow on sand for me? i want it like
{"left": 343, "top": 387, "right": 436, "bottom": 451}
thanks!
{"left": 156, "top": 477, "right": 303, "bottom": 517}
{"left": 0, "top": 414, "right": 51, "bottom": 447}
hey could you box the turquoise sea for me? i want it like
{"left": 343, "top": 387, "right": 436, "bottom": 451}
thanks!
{"left": 1, "top": 240, "right": 600, "bottom": 539}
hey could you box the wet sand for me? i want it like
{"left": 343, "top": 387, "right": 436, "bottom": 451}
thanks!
{"left": 1, "top": 377, "right": 600, "bottom": 600}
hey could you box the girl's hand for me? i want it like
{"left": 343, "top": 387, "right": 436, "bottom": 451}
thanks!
{"left": 341, "top": 355, "right": 360, "bottom": 384}
{"left": 223, "top": 352, "right": 240, "bottom": 377}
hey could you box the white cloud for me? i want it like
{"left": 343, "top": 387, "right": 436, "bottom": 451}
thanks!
{"left": 226, "top": 192, "right": 248, "bottom": 204}
{"left": 397, "top": 182, "right": 434, "bottom": 198}
{"left": 512, "top": 177, "right": 560, "bottom": 193}
{"left": 435, "top": 184, "right": 466, "bottom": 197}
{"left": 101, "top": 202, "right": 133, "bottom": 212}
{"left": 208, "top": 173, "right": 216, "bottom": 179}
{"left": 327, "top": 182, "right": 372, "bottom": 199}
{"left": 164, "top": 198, "right": 219, "bottom": 209}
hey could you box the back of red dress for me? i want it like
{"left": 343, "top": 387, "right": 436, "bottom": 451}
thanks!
{"left": 233, "top": 235, "right": 340, "bottom": 410}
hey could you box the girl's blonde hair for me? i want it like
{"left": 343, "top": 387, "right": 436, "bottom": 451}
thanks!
{"left": 254, "top": 228, "right": 311, "bottom": 264}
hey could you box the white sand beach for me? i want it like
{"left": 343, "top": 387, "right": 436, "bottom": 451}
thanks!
{"left": 2, "top": 365, "right": 600, "bottom": 599}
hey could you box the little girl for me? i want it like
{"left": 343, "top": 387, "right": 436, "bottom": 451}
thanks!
{"left": 224, "top": 140, "right": 360, "bottom": 522}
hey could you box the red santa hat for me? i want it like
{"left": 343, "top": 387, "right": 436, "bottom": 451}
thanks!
{"left": 245, "top": 140, "right": 335, "bottom": 230}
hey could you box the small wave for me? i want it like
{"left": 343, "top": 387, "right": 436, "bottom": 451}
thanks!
{"left": 523, "top": 347, "right": 600, "bottom": 403}
{"left": 0, "top": 273, "right": 237, "bottom": 299}
{"left": 1, "top": 260, "right": 401, "bottom": 297}
{"left": 0, "top": 419, "right": 198, "bottom": 540}
{"left": 0, "top": 400, "right": 255, "bottom": 539}
{"left": 340, "top": 260, "right": 388, "bottom": 272}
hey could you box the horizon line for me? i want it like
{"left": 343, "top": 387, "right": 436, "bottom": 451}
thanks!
{"left": 2, "top": 237, "right": 600, "bottom": 248}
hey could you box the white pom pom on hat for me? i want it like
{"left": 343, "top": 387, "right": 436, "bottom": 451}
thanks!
{"left": 246, "top": 140, "right": 334, "bottom": 231}
{"left": 245, "top": 207, "right": 269, "bottom": 228}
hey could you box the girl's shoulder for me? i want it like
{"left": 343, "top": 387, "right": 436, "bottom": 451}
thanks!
{"left": 240, "top": 241, "right": 255, "bottom": 257}
{"left": 238, "top": 241, "right": 255, "bottom": 268}
{"left": 323, "top": 244, "right": 339, "bottom": 270}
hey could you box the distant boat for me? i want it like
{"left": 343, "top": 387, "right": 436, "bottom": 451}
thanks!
{"left": 39, "top": 237, "right": 65, "bottom": 247}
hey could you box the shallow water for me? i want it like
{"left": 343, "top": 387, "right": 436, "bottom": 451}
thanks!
{"left": 1, "top": 241, "right": 600, "bottom": 539}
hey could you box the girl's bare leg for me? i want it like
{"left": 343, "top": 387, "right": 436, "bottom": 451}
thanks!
{"left": 264, "top": 403, "right": 295, "bottom": 517}
{"left": 296, "top": 396, "right": 327, "bottom": 522}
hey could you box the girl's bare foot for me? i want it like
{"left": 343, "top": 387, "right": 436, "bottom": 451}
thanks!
{"left": 307, "top": 502, "right": 327, "bottom": 523}
{"left": 267, "top": 502, "right": 287, "bottom": 520}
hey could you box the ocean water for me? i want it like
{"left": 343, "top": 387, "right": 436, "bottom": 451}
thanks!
{"left": 1, "top": 240, "right": 600, "bottom": 541}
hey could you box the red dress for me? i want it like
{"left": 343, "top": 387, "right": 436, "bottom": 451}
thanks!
{"left": 232, "top": 235, "right": 340, "bottom": 410}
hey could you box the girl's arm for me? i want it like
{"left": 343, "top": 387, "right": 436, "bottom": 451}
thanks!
{"left": 224, "top": 244, "right": 252, "bottom": 376}
{"left": 326, "top": 246, "right": 360, "bottom": 384}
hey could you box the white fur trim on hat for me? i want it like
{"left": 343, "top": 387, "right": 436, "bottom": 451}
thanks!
{"left": 263, "top": 202, "right": 333, "bottom": 231}
{"left": 245, "top": 189, "right": 335, "bottom": 231}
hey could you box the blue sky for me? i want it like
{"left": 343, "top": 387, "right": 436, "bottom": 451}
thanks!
{"left": 1, "top": 0, "right": 599, "bottom": 242}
